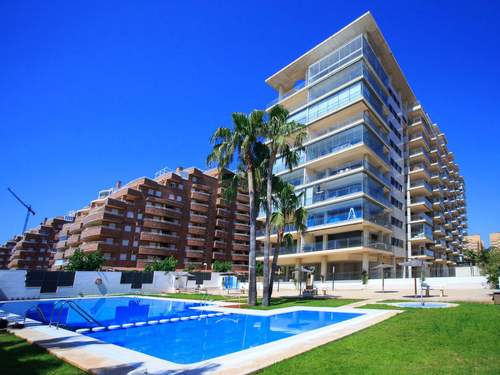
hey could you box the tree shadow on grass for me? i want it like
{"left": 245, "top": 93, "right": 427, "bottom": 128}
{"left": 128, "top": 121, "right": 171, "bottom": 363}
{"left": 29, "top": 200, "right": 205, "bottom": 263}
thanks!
{"left": 0, "top": 332, "right": 85, "bottom": 374}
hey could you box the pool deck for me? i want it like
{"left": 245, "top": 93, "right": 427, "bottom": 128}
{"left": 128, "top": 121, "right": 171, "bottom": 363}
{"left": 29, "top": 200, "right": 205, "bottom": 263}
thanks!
{"left": 5, "top": 296, "right": 402, "bottom": 374}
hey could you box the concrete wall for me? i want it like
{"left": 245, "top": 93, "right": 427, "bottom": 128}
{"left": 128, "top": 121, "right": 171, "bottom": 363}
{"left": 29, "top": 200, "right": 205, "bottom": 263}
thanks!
{"left": 244, "top": 276, "right": 488, "bottom": 292}
{"left": 0, "top": 270, "right": 224, "bottom": 300}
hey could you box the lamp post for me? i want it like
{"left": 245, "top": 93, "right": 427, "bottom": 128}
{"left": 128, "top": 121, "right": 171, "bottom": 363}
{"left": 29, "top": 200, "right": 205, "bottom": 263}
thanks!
{"left": 203, "top": 262, "right": 207, "bottom": 271}
{"left": 331, "top": 265, "right": 335, "bottom": 293}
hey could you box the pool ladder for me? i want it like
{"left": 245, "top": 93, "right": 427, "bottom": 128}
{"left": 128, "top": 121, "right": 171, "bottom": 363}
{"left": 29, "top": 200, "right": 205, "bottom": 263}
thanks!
{"left": 49, "top": 300, "right": 102, "bottom": 329}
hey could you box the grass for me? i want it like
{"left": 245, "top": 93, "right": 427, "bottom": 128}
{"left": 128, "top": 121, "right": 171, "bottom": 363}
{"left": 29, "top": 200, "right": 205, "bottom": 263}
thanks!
{"left": 258, "top": 302, "right": 500, "bottom": 374}
{"left": 244, "top": 297, "right": 360, "bottom": 310}
{"left": 0, "top": 331, "right": 85, "bottom": 375}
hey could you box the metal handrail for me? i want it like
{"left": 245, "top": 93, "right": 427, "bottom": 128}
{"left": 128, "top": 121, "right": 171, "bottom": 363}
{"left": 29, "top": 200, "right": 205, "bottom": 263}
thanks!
{"left": 23, "top": 305, "right": 47, "bottom": 325}
{"left": 49, "top": 300, "right": 102, "bottom": 329}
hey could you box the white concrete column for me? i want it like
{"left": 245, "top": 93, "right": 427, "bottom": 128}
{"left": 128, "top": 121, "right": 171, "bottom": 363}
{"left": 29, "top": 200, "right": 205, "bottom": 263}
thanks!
{"left": 362, "top": 253, "right": 369, "bottom": 272}
{"left": 322, "top": 234, "right": 328, "bottom": 250}
{"left": 320, "top": 256, "right": 327, "bottom": 280}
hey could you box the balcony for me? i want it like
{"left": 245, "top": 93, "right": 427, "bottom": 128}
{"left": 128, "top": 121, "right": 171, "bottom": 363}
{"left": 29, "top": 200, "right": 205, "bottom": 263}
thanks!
{"left": 213, "top": 240, "right": 227, "bottom": 250}
{"left": 187, "top": 237, "right": 205, "bottom": 247}
{"left": 80, "top": 241, "right": 119, "bottom": 253}
{"left": 410, "top": 213, "right": 433, "bottom": 226}
{"left": 412, "top": 249, "right": 434, "bottom": 259}
{"left": 80, "top": 226, "right": 121, "bottom": 241}
{"left": 138, "top": 245, "right": 177, "bottom": 257}
{"left": 232, "top": 253, "right": 248, "bottom": 262}
{"left": 185, "top": 249, "right": 204, "bottom": 259}
{"left": 233, "top": 232, "right": 249, "bottom": 242}
{"left": 302, "top": 237, "right": 391, "bottom": 253}
{"left": 83, "top": 210, "right": 123, "bottom": 226}
{"left": 409, "top": 196, "right": 432, "bottom": 212}
{"left": 191, "top": 190, "right": 210, "bottom": 202}
{"left": 408, "top": 179, "right": 432, "bottom": 196}
{"left": 234, "top": 222, "right": 249, "bottom": 232}
{"left": 190, "top": 202, "right": 209, "bottom": 214}
{"left": 214, "top": 229, "right": 227, "bottom": 239}
{"left": 190, "top": 213, "right": 208, "bottom": 224}
{"left": 143, "top": 219, "right": 180, "bottom": 231}
{"left": 216, "top": 208, "right": 230, "bottom": 218}
{"left": 140, "top": 232, "right": 178, "bottom": 244}
{"left": 67, "top": 234, "right": 82, "bottom": 246}
{"left": 232, "top": 243, "right": 249, "bottom": 252}
{"left": 188, "top": 225, "right": 206, "bottom": 236}
{"left": 145, "top": 205, "right": 182, "bottom": 219}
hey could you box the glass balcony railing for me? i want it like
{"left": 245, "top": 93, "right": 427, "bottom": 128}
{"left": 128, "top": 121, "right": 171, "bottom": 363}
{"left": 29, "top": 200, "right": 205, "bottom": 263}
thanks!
{"left": 274, "top": 123, "right": 388, "bottom": 174}
{"left": 306, "top": 198, "right": 390, "bottom": 229}
{"left": 410, "top": 213, "right": 433, "bottom": 226}
{"left": 410, "top": 196, "right": 433, "bottom": 207}
{"left": 302, "top": 237, "right": 391, "bottom": 252}
{"left": 302, "top": 172, "right": 389, "bottom": 208}
{"left": 411, "top": 223, "right": 434, "bottom": 240}
{"left": 409, "top": 180, "right": 432, "bottom": 191}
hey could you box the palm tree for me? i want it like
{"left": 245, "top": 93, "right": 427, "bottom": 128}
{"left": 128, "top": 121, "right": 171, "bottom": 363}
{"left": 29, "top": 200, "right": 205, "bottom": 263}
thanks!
{"left": 268, "top": 180, "right": 307, "bottom": 299}
{"left": 207, "top": 110, "right": 265, "bottom": 305}
{"left": 261, "top": 105, "right": 306, "bottom": 306}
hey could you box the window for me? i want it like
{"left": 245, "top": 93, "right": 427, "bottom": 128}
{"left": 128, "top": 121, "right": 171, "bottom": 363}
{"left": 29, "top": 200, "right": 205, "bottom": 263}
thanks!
{"left": 391, "top": 196, "right": 403, "bottom": 210}
{"left": 108, "top": 223, "right": 116, "bottom": 229}
{"left": 389, "top": 139, "right": 402, "bottom": 156}
{"left": 148, "top": 189, "right": 155, "bottom": 195}
{"left": 131, "top": 254, "right": 137, "bottom": 261}
{"left": 170, "top": 182, "right": 176, "bottom": 188}
{"left": 390, "top": 157, "right": 402, "bottom": 173}
{"left": 124, "top": 225, "right": 131, "bottom": 232}
{"left": 119, "top": 253, "right": 127, "bottom": 261}
{"left": 192, "top": 177, "right": 198, "bottom": 183}
{"left": 127, "top": 211, "right": 134, "bottom": 218}
{"left": 391, "top": 177, "right": 402, "bottom": 192}
{"left": 168, "top": 193, "right": 175, "bottom": 200}
{"left": 178, "top": 184, "right": 184, "bottom": 190}
{"left": 155, "top": 191, "right": 162, "bottom": 197}
{"left": 105, "top": 238, "right": 113, "bottom": 244}
{"left": 176, "top": 195, "right": 182, "bottom": 202}
{"left": 103, "top": 253, "right": 111, "bottom": 260}
{"left": 122, "top": 239, "right": 129, "bottom": 246}
{"left": 133, "top": 240, "right": 138, "bottom": 247}
{"left": 135, "top": 226, "right": 141, "bottom": 233}
{"left": 137, "top": 213, "right": 143, "bottom": 220}
{"left": 391, "top": 216, "right": 403, "bottom": 228}
{"left": 391, "top": 237, "right": 404, "bottom": 248}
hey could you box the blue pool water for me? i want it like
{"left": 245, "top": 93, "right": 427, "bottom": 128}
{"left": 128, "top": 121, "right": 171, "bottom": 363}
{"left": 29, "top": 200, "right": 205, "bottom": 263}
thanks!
{"left": 0, "top": 297, "right": 363, "bottom": 364}
{"left": 0, "top": 297, "right": 205, "bottom": 329}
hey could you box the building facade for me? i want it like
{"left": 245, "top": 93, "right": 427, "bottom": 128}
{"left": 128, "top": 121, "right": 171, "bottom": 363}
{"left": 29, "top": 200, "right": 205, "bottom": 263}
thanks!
{"left": 51, "top": 167, "right": 249, "bottom": 272}
{"left": 490, "top": 232, "right": 500, "bottom": 249}
{"left": 7, "top": 217, "right": 70, "bottom": 270}
{"left": 257, "top": 12, "right": 467, "bottom": 280}
{"left": 0, "top": 237, "right": 19, "bottom": 269}
{"left": 464, "top": 234, "right": 484, "bottom": 253}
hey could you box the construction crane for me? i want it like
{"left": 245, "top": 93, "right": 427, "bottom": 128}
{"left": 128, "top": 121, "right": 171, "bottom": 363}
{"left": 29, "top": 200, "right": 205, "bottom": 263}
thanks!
{"left": 7, "top": 187, "right": 35, "bottom": 234}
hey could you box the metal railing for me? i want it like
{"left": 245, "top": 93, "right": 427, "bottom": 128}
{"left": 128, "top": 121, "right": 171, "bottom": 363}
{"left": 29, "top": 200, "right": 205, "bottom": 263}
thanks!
{"left": 49, "top": 300, "right": 102, "bottom": 329}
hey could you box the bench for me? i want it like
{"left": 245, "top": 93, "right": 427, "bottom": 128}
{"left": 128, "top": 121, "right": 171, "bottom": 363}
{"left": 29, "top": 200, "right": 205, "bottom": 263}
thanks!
{"left": 422, "top": 283, "right": 446, "bottom": 297}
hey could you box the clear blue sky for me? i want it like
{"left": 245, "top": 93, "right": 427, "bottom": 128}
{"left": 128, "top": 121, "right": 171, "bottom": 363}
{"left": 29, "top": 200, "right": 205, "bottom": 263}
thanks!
{"left": 1, "top": 1, "right": 499, "bottom": 246}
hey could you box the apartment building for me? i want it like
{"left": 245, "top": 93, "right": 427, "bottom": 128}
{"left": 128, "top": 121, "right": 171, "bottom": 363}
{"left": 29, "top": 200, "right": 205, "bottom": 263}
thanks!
{"left": 406, "top": 108, "right": 468, "bottom": 276}
{"left": 0, "top": 237, "right": 19, "bottom": 269}
{"left": 7, "top": 217, "right": 71, "bottom": 270}
{"left": 51, "top": 167, "right": 250, "bottom": 272}
{"left": 490, "top": 232, "right": 500, "bottom": 249}
{"left": 464, "top": 234, "right": 484, "bottom": 253}
{"left": 257, "top": 12, "right": 467, "bottom": 280}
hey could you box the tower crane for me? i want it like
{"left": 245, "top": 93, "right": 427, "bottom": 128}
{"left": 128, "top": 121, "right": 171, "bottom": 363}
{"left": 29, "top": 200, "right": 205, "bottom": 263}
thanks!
{"left": 7, "top": 187, "right": 35, "bottom": 234}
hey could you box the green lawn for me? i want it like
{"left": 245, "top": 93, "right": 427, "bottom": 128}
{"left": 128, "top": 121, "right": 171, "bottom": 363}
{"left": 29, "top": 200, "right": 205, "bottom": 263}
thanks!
{"left": 258, "top": 302, "right": 500, "bottom": 374}
{"left": 0, "top": 331, "right": 85, "bottom": 375}
{"left": 244, "top": 297, "right": 360, "bottom": 310}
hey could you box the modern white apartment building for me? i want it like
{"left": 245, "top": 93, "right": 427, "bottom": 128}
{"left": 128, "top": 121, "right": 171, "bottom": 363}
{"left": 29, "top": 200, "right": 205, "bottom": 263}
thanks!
{"left": 257, "top": 12, "right": 467, "bottom": 281}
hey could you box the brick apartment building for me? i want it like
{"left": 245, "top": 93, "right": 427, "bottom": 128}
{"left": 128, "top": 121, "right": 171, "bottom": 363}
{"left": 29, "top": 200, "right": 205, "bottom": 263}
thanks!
{"left": 7, "top": 217, "right": 71, "bottom": 270}
{"left": 48, "top": 167, "right": 250, "bottom": 272}
{"left": 0, "top": 237, "right": 19, "bottom": 269}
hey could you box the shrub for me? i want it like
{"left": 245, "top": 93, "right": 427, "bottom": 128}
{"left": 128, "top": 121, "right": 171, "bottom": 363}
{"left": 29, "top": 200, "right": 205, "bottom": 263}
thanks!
{"left": 144, "top": 256, "right": 178, "bottom": 272}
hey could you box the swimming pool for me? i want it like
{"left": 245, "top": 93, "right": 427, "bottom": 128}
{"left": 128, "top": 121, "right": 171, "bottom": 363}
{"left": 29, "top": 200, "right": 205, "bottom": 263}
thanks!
{"left": 0, "top": 297, "right": 363, "bottom": 364}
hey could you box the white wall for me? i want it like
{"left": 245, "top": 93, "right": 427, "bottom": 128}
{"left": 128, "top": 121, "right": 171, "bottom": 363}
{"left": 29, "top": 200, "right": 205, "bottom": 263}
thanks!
{"left": 0, "top": 270, "right": 225, "bottom": 300}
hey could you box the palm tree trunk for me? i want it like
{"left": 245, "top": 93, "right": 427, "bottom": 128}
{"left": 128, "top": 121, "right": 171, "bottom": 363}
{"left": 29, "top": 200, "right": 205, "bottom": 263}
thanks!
{"left": 246, "top": 167, "right": 257, "bottom": 306}
{"left": 262, "top": 156, "right": 274, "bottom": 306}
{"left": 269, "top": 231, "right": 282, "bottom": 299}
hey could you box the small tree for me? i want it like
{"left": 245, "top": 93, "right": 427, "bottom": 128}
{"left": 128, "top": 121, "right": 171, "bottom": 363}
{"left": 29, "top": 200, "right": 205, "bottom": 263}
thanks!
{"left": 478, "top": 247, "right": 500, "bottom": 289}
{"left": 256, "top": 261, "right": 264, "bottom": 276}
{"left": 144, "top": 256, "right": 178, "bottom": 272}
{"left": 212, "top": 260, "right": 232, "bottom": 272}
{"left": 65, "top": 249, "right": 105, "bottom": 271}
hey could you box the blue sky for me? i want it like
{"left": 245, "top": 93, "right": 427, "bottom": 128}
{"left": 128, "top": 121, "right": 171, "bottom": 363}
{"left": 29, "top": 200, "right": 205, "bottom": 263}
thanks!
{"left": 0, "top": 1, "right": 499, "bottom": 246}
